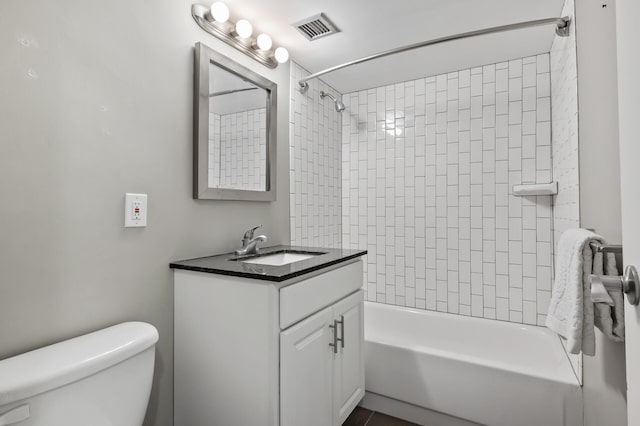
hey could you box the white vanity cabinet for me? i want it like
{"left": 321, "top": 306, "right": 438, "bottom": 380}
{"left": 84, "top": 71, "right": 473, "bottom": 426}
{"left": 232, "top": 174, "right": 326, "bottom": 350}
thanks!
{"left": 280, "top": 290, "right": 364, "bottom": 426}
{"left": 173, "top": 257, "right": 364, "bottom": 426}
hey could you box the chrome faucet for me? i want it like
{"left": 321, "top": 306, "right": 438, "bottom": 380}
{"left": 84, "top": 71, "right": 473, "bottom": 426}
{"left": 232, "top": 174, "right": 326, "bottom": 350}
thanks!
{"left": 235, "top": 225, "right": 267, "bottom": 256}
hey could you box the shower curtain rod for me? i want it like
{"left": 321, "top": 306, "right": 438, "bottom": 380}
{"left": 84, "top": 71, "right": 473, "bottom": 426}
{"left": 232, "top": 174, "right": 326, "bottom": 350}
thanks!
{"left": 209, "top": 87, "right": 258, "bottom": 97}
{"left": 298, "top": 16, "right": 571, "bottom": 93}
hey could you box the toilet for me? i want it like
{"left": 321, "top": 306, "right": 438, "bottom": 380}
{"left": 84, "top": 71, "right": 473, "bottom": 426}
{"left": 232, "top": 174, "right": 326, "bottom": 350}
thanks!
{"left": 0, "top": 322, "right": 159, "bottom": 426}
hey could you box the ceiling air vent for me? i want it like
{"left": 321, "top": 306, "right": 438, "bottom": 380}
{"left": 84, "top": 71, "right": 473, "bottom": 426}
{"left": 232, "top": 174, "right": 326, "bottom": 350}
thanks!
{"left": 293, "top": 13, "right": 340, "bottom": 41}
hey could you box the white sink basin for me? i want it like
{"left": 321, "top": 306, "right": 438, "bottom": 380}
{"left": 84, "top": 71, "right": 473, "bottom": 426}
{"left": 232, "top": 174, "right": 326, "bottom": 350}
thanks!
{"left": 241, "top": 252, "right": 319, "bottom": 266}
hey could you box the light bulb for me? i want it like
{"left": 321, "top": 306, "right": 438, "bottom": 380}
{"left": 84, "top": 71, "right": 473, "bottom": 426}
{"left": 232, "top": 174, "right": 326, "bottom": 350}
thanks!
{"left": 209, "top": 2, "right": 229, "bottom": 23}
{"left": 274, "top": 47, "right": 289, "bottom": 63}
{"left": 235, "top": 19, "right": 253, "bottom": 39}
{"left": 256, "top": 34, "right": 272, "bottom": 51}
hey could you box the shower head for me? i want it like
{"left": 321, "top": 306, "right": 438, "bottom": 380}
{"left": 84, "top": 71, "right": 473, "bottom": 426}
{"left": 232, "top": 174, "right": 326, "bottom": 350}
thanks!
{"left": 320, "top": 90, "right": 345, "bottom": 113}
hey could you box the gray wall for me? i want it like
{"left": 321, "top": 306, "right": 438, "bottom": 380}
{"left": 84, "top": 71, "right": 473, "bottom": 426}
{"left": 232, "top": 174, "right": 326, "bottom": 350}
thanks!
{"left": 0, "top": 1, "right": 290, "bottom": 424}
{"left": 575, "top": 1, "right": 627, "bottom": 425}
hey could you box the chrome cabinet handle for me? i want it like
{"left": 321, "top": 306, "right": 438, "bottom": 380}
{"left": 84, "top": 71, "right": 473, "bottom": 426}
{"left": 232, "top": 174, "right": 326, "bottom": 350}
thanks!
{"left": 337, "top": 315, "right": 344, "bottom": 348}
{"left": 329, "top": 321, "right": 338, "bottom": 354}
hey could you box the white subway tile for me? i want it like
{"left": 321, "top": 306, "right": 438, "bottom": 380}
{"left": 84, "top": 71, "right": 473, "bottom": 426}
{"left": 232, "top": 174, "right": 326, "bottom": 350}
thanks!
{"left": 537, "top": 169, "right": 552, "bottom": 184}
{"left": 510, "top": 288, "right": 523, "bottom": 310}
{"left": 536, "top": 53, "right": 550, "bottom": 73}
{"left": 537, "top": 242, "right": 552, "bottom": 266}
{"left": 536, "top": 121, "right": 551, "bottom": 146}
{"left": 510, "top": 311, "right": 523, "bottom": 323}
{"left": 459, "top": 69, "right": 471, "bottom": 87}
{"left": 483, "top": 82, "right": 496, "bottom": 105}
{"left": 508, "top": 101, "right": 522, "bottom": 125}
{"left": 471, "top": 73, "right": 482, "bottom": 96}
{"left": 483, "top": 105, "right": 496, "bottom": 127}
{"left": 523, "top": 300, "right": 537, "bottom": 325}
{"left": 523, "top": 254, "right": 537, "bottom": 278}
{"left": 497, "top": 297, "right": 509, "bottom": 320}
{"left": 484, "top": 285, "right": 496, "bottom": 308}
{"left": 537, "top": 290, "right": 551, "bottom": 314}
{"left": 509, "top": 218, "right": 523, "bottom": 241}
{"left": 471, "top": 295, "right": 484, "bottom": 317}
{"left": 537, "top": 218, "right": 552, "bottom": 242}
{"left": 496, "top": 92, "right": 509, "bottom": 115}
{"left": 522, "top": 158, "right": 536, "bottom": 183}
{"left": 508, "top": 125, "right": 522, "bottom": 148}
{"left": 496, "top": 138, "right": 508, "bottom": 161}
{"left": 496, "top": 160, "right": 508, "bottom": 183}
{"left": 448, "top": 78, "right": 459, "bottom": 98}
{"left": 496, "top": 69, "right": 508, "bottom": 92}
{"left": 523, "top": 63, "right": 536, "bottom": 88}
{"left": 538, "top": 266, "right": 552, "bottom": 291}
{"left": 437, "top": 91, "right": 447, "bottom": 112}
{"left": 537, "top": 72, "right": 551, "bottom": 97}
{"left": 509, "top": 77, "right": 523, "bottom": 101}
{"left": 537, "top": 97, "right": 551, "bottom": 122}
{"left": 496, "top": 229, "right": 509, "bottom": 252}
{"left": 537, "top": 146, "right": 552, "bottom": 170}
{"left": 523, "top": 111, "right": 536, "bottom": 135}
{"left": 509, "top": 59, "right": 523, "bottom": 78}
{"left": 437, "top": 74, "right": 448, "bottom": 91}
{"left": 483, "top": 64, "right": 496, "bottom": 82}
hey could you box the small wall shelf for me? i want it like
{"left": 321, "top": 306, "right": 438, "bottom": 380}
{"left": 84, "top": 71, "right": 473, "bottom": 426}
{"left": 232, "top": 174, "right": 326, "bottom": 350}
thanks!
{"left": 512, "top": 181, "right": 558, "bottom": 196}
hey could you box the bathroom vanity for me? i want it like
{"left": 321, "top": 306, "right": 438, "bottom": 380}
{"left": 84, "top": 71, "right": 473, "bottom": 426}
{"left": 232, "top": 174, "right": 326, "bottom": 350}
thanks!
{"left": 170, "top": 246, "right": 367, "bottom": 426}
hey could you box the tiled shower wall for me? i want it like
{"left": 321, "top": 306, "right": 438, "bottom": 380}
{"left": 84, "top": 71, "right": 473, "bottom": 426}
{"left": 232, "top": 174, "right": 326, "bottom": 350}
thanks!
{"left": 208, "top": 109, "right": 267, "bottom": 191}
{"left": 341, "top": 55, "right": 555, "bottom": 325}
{"left": 289, "top": 62, "right": 342, "bottom": 248}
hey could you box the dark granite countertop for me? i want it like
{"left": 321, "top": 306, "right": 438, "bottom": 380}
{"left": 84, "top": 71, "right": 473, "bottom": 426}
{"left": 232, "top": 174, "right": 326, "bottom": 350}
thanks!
{"left": 170, "top": 245, "right": 367, "bottom": 282}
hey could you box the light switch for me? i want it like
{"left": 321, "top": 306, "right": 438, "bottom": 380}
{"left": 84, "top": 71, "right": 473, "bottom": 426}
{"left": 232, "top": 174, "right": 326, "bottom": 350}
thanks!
{"left": 124, "top": 193, "right": 147, "bottom": 228}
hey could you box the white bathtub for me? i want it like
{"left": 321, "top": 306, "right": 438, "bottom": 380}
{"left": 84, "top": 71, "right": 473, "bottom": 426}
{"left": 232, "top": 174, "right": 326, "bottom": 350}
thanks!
{"left": 362, "top": 302, "right": 582, "bottom": 426}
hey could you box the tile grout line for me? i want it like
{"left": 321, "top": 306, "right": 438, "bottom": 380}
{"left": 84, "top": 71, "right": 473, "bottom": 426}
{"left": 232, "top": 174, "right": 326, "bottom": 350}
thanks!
{"left": 362, "top": 410, "right": 375, "bottom": 426}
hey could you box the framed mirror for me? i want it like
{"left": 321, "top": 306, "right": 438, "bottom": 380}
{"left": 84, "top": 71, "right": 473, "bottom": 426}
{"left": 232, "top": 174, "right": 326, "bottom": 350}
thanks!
{"left": 194, "top": 42, "right": 277, "bottom": 201}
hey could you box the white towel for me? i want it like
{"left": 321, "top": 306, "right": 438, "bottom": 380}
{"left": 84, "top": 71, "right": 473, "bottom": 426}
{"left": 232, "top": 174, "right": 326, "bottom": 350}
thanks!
{"left": 593, "top": 252, "right": 625, "bottom": 342}
{"left": 590, "top": 252, "right": 615, "bottom": 305}
{"left": 545, "top": 228, "right": 605, "bottom": 356}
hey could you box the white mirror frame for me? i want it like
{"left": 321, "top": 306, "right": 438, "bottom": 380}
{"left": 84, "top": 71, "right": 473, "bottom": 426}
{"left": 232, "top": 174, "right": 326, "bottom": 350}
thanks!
{"left": 193, "top": 42, "right": 277, "bottom": 201}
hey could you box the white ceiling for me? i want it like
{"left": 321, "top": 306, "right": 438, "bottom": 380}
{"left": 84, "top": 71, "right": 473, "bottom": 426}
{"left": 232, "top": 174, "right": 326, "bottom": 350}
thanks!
{"left": 222, "top": 0, "right": 565, "bottom": 93}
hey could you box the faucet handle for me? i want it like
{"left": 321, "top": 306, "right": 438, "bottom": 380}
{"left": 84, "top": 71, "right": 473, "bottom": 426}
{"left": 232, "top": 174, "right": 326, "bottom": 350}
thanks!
{"left": 243, "top": 225, "right": 262, "bottom": 240}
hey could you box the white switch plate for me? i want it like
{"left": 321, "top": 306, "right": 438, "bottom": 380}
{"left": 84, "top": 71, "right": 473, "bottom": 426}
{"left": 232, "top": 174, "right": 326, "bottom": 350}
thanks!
{"left": 124, "top": 193, "right": 147, "bottom": 228}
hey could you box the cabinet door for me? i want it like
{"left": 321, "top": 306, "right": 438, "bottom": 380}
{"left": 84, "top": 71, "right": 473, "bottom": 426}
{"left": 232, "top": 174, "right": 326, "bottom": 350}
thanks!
{"left": 332, "top": 290, "right": 365, "bottom": 425}
{"left": 280, "top": 305, "right": 334, "bottom": 426}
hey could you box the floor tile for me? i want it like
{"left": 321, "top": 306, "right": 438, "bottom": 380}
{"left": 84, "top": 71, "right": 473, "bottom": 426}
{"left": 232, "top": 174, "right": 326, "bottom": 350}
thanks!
{"left": 366, "top": 411, "right": 420, "bottom": 426}
{"left": 343, "top": 406, "right": 374, "bottom": 425}
{"left": 342, "top": 406, "right": 419, "bottom": 426}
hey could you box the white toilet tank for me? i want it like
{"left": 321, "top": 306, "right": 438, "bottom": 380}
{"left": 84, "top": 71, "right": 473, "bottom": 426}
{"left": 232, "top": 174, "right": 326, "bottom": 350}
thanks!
{"left": 0, "top": 322, "right": 159, "bottom": 426}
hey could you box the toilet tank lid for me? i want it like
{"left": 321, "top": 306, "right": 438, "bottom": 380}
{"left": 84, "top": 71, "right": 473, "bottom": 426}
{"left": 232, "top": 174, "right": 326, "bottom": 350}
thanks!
{"left": 0, "top": 321, "right": 158, "bottom": 406}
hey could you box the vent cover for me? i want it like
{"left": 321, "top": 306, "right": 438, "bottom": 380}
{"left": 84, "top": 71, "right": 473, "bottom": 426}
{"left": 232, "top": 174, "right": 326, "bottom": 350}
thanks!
{"left": 293, "top": 13, "right": 340, "bottom": 41}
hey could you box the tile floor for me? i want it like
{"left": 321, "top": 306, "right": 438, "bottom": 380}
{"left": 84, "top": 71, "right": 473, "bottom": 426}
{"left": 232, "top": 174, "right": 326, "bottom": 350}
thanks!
{"left": 343, "top": 406, "right": 418, "bottom": 426}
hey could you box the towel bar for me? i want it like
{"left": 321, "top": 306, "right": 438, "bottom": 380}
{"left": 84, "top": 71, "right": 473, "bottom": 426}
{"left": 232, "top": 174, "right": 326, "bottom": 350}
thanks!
{"left": 589, "top": 241, "right": 623, "bottom": 254}
{"left": 590, "top": 265, "right": 639, "bottom": 305}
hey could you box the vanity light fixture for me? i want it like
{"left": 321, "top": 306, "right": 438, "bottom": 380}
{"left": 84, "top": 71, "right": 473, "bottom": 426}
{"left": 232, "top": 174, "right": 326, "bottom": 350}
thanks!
{"left": 209, "top": 2, "right": 229, "bottom": 23}
{"left": 255, "top": 34, "right": 273, "bottom": 51}
{"left": 234, "top": 19, "right": 253, "bottom": 39}
{"left": 274, "top": 47, "right": 289, "bottom": 64}
{"left": 191, "top": 2, "right": 289, "bottom": 69}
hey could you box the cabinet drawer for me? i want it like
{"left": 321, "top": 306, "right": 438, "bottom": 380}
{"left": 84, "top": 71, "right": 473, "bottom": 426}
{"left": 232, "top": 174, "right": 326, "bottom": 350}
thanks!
{"left": 280, "top": 260, "right": 362, "bottom": 329}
